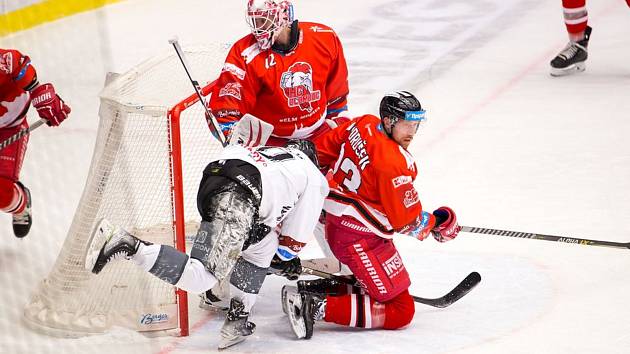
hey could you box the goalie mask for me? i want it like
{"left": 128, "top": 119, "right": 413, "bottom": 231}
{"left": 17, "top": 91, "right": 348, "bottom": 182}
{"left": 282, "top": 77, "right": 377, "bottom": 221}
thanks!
{"left": 246, "top": 0, "right": 294, "bottom": 50}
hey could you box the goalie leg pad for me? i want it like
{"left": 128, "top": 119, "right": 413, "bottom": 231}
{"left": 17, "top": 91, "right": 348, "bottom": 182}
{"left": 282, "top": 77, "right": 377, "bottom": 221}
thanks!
{"left": 148, "top": 245, "right": 189, "bottom": 285}
{"left": 190, "top": 186, "right": 257, "bottom": 281}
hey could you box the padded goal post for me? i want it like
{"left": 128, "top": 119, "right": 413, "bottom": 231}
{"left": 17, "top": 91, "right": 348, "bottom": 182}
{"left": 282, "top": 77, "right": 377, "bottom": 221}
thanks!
{"left": 23, "top": 44, "right": 229, "bottom": 337}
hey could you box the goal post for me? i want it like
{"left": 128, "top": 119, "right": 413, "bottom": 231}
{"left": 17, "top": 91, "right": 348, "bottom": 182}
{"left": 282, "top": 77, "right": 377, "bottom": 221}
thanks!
{"left": 23, "top": 44, "right": 229, "bottom": 337}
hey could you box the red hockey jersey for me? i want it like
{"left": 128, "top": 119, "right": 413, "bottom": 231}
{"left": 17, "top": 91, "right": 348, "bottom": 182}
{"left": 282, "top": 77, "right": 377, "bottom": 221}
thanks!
{"left": 0, "top": 49, "right": 38, "bottom": 129}
{"left": 209, "top": 21, "right": 349, "bottom": 139}
{"left": 314, "top": 114, "right": 423, "bottom": 238}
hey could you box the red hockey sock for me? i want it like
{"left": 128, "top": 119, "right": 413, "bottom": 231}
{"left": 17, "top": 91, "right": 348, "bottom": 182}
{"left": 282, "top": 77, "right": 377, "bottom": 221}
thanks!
{"left": 562, "top": 0, "right": 588, "bottom": 39}
{"left": 324, "top": 290, "right": 415, "bottom": 329}
{"left": 0, "top": 178, "right": 26, "bottom": 214}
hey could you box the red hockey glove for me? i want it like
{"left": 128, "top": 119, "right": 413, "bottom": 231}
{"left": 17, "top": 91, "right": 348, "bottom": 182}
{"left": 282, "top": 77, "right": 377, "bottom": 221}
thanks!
{"left": 431, "top": 206, "right": 461, "bottom": 242}
{"left": 31, "top": 83, "right": 71, "bottom": 126}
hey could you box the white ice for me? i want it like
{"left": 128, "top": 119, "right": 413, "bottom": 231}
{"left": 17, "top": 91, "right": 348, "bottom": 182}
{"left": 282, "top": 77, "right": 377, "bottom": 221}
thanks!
{"left": 1, "top": 0, "right": 630, "bottom": 353}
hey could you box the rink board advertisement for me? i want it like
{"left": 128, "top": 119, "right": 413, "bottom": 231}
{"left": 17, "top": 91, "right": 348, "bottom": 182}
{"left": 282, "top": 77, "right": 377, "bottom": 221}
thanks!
{"left": 0, "top": 0, "right": 122, "bottom": 36}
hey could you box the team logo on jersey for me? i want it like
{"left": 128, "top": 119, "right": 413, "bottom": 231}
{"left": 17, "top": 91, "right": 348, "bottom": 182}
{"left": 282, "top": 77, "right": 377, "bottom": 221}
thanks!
{"left": 280, "top": 62, "right": 321, "bottom": 112}
{"left": 309, "top": 26, "right": 335, "bottom": 33}
{"left": 219, "top": 82, "right": 242, "bottom": 100}
{"left": 0, "top": 52, "right": 13, "bottom": 74}
{"left": 221, "top": 62, "right": 246, "bottom": 80}
{"left": 403, "top": 189, "right": 420, "bottom": 208}
{"left": 392, "top": 175, "right": 412, "bottom": 188}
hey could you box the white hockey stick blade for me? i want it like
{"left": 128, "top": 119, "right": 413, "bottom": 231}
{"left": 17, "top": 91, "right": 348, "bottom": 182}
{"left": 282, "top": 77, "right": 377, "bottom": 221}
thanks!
{"left": 229, "top": 113, "right": 274, "bottom": 147}
{"left": 84, "top": 218, "right": 115, "bottom": 272}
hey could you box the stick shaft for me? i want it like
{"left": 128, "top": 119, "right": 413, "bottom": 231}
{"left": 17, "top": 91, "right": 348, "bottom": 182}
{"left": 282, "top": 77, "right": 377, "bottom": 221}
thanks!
{"left": 461, "top": 225, "right": 630, "bottom": 249}
{"left": 0, "top": 118, "right": 47, "bottom": 151}
{"left": 169, "top": 39, "right": 227, "bottom": 147}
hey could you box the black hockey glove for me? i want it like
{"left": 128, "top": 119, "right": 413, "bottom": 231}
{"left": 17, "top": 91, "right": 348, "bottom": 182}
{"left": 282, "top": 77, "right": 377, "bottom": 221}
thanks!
{"left": 269, "top": 254, "right": 302, "bottom": 281}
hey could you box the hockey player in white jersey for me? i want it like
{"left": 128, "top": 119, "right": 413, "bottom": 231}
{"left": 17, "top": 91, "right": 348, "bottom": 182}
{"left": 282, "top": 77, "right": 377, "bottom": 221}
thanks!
{"left": 84, "top": 141, "right": 328, "bottom": 349}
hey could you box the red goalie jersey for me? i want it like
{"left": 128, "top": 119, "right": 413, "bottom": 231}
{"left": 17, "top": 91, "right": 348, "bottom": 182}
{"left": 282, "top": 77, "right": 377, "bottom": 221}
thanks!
{"left": 209, "top": 21, "right": 349, "bottom": 139}
{"left": 0, "top": 49, "right": 38, "bottom": 128}
{"left": 314, "top": 114, "right": 423, "bottom": 238}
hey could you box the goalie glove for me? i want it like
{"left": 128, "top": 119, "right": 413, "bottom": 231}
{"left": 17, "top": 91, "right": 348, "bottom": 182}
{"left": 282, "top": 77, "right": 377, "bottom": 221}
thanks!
{"left": 269, "top": 254, "right": 302, "bottom": 281}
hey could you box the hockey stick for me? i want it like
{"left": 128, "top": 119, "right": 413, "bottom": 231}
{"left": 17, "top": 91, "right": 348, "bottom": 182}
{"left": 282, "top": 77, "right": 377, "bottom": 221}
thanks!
{"left": 169, "top": 38, "right": 227, "bottom": 147}
{"left": 301, "top": 266, "right": 481, "bottom": 308}
{"left": 461, "top": 225, "right": 630, "bottom": 250}
{"left": 0, "top": 118, "right": 47, "bottom": 151}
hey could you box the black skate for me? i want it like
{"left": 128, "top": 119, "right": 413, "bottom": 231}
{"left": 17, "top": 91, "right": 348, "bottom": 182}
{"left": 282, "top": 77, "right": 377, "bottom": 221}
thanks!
{"left": 84, "top": 218, "right": 144, "bottom": 274}
{"left": 199, "top": 288, "right": 230, "bottom": 312}
{"left": 218, "top": 298, "right": 256, "bottom": 350}
{"left": 298, "top": 277, "right": 345, "bottom": 295}
{"left": 12, "top": 182, "right": 32, "bottom": 238}
{"left": 285, "top": 292, "right": 326, "bottom": 339}
{"left": 550, "top": 26, "right": 592, "bottom": 76}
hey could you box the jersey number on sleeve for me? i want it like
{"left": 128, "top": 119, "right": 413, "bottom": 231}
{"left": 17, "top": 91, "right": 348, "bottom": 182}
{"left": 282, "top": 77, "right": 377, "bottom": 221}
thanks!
{"left": 332, "top": 143, "right": 362, "bottom": 193}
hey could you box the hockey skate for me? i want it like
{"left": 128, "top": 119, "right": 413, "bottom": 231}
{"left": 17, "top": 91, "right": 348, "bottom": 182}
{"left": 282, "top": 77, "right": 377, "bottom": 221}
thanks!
{"left": 199, "top": 288, "right": 230, "bottom": 312}
{"left": 84, "top": 218, "right": 144, "bottom": 274}
{"left": 218, "top": 298, "right": 256, "bottom": 350}
{"left": 550, "top": 26, "right": 592, "bottom": 77}
{"left": 281, "top": 285, "right": 298, "bottom": 315}
{"left": 284, "top": 292, "right": 325, "bottom": 339}
{"left": 12, "top": 182, "right": 31, "bottom": 238}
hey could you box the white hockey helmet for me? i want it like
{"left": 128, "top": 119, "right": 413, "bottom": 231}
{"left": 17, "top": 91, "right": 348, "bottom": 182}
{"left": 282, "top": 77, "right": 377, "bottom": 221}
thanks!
{"left": 246, "top": 0, "right": 294, "bottom": 50}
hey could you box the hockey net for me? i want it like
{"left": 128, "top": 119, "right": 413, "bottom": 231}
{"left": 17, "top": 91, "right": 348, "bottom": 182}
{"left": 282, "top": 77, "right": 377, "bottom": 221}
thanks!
{"left": 23, "top": 44, "right": 229, "bottom": 337}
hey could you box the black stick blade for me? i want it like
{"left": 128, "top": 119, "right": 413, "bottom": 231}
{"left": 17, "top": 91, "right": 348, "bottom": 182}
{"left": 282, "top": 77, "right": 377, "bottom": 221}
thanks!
{"left": 413, "top": 271, "right": 481, "bottom": 308}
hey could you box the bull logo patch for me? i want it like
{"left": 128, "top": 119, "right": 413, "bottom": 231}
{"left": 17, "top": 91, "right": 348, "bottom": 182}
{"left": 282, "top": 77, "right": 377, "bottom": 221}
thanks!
{"left": 280, "top": 62, "right": 321, "bottom": 112}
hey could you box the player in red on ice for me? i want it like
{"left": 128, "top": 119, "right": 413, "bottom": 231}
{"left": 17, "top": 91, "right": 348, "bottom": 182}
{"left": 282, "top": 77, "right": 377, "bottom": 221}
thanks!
{"left": 0, "top": 48, "right": 71, "bottom": 238}
{"left": 283, "top": 91, "right": 462, "bottom": 339}
{"left": 202, "top": 0, "right": 351, "bottom": 310}
{"left": 208, "top": 0, "right": 349, "bottom": 145}
{"left": 550, "top": 0, "right": 630, "bottom": 76}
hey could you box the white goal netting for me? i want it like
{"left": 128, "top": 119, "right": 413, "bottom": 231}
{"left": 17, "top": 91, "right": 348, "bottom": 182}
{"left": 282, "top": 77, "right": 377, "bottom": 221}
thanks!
{"left": 23, "top": 44, "right": 229, "bottom": 337}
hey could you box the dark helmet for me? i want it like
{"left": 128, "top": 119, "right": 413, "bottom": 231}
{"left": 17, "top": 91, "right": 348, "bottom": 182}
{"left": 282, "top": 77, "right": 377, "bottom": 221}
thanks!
{"left": 285, "top": 139, "right": 319, "bottom": 167}
{"left": 379, "top": 91, "right": 425, "bottom": 126}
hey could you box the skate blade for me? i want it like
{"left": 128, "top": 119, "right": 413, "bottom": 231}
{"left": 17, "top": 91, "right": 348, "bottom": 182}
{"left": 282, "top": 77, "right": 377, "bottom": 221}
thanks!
{"left": 550, "top": 62, "right": 586, "bottom": 77}
{"left": 84, "top": 218, "right": 114, "bottom": 272}
{"left": 217, "top": 335, "right": 246, "bottom": 350}
{"left": 287, "top": 294, "right": 307, "bottom": 339}
{"left": 281, "top": 285, "right": 297, "bottom": 316}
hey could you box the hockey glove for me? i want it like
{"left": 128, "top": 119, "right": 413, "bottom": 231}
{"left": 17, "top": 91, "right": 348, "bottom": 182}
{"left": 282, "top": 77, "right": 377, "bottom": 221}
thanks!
{"left": 31, "top": 83, "right": 71, "bottom": 126}
{"left": 405, "top": 211, "right": 435, "bottom": 241}
{"left": 431, "top": 206, "right": 461, "bottom": 242}
{"left": 269, "top": 254, "right": 302, "bottom": 281}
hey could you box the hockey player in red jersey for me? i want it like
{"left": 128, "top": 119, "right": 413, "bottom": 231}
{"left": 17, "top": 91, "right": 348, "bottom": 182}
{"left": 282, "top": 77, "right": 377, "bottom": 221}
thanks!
{"left": 208, "top": 0, "right": 349, "bottom": 144}
{"left": 0, "top": 48, "right": 71, "bottom": 238}
{"left": 550, "top": 0, "right": 630, "bottom": 76}
{"left": 283, "top": 91, "right": 461, "bottom": 339}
